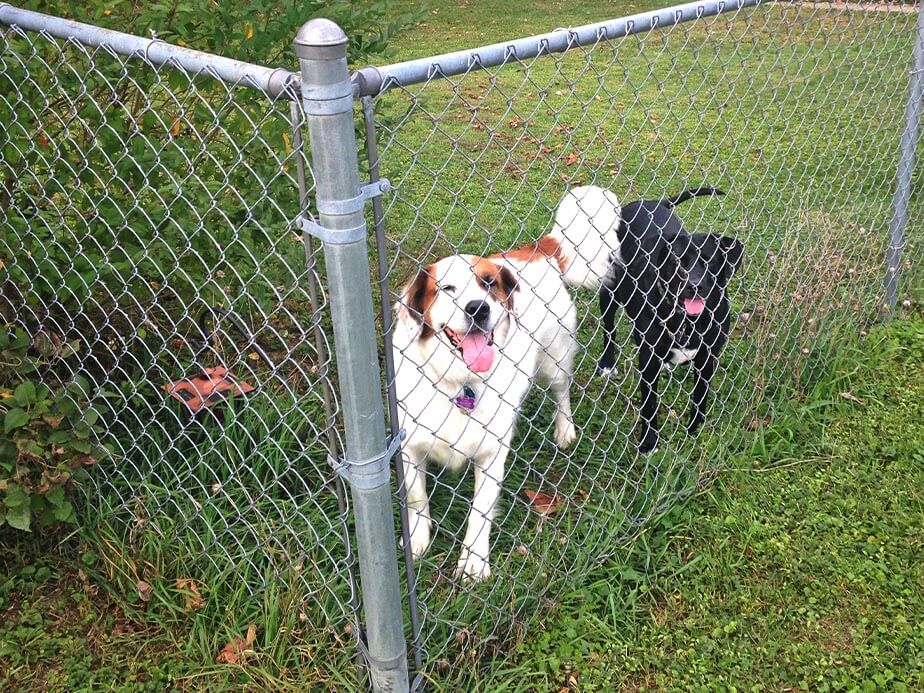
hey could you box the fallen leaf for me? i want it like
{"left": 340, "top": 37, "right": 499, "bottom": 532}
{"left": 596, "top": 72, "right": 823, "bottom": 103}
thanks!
{"left": 563, "top": 152, "right": 580, "bottom": 166}
{"left": 216, "top": 623, "right": 257, "bottom": 665}
{"left": 175, "top": 578, "right": 204, "bottom": 611}
{"left": 840, "top": 391, "right": 862, "bottom": 404}
{"left": 525, "top": 489, "right": 562, "bottom": 515}
{"left": 746, "top": 417, "right": 772, "bottom": 431}
{"left": 245, "top": 23, "right": 254, "bottom": 40}
{"left": 136, "top": 579, "right": 152, "bottom": 602}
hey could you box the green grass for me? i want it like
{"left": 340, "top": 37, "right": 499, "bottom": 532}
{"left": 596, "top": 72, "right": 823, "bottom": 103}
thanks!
{"left": 3, "top": 0, "right": 924, "bottom": 689}
{"left": 477, "top": 312, "right": 924, "bottom": 692}
{"left": 3, "top": 311, "right": 921, "bottom": 690}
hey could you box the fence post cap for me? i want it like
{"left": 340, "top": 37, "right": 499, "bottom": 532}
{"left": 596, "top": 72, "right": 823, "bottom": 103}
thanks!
{"left": 294, "top": 18, "right": 348, "bottom": 59}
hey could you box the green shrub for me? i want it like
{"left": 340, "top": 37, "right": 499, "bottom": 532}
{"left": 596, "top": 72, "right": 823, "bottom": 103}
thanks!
{"left": 0, "top": 328, "right": 108, "bottom": 532}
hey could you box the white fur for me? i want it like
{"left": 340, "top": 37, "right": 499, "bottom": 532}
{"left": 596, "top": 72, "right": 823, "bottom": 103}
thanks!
{"left": 549, "top": 185, "right": 624, "bottom": 287}
{"left": 668, "top": 347, "right": 699, "bottom": 366}
{"left": 394, "top": 206, "right": 618, "bottom": 582}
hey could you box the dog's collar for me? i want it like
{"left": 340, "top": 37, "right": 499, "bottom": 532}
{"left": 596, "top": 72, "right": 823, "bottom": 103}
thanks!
{"left": 453, "top": 385, "right": 477, "bottom": 412}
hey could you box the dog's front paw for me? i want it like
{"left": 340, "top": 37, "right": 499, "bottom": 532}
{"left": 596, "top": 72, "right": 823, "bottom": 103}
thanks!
{"left": 597, "top": 360, "right": 616, "bottom": 377}
{"left": 554, "top": 416, "right": 576, "bottom": 449}
{"left": 400, "top": 516, "right": 432, "bottom": 560}
{"left": 638, "top": 430, "right": 660, "bottom": 455}
{"left": 453, "top": 550, "right": 491, "bottom": 583}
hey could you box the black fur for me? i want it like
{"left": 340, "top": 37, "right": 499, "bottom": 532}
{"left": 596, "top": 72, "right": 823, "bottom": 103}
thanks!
{"left": 598, "top": 188, "right": 743, "bottom": 453}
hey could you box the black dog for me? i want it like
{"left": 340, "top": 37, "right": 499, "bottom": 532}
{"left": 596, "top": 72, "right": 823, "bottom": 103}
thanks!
{"left": 597, "top": 187, "right": 744, "bottom": 453}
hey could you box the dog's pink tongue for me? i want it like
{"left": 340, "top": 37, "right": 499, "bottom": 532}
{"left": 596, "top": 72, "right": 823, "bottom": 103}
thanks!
{"left": 684, "top": 297, "right": 706, "bottom": 316}
{"left": 460, "top": 332, "right": 495, "bottom": 372}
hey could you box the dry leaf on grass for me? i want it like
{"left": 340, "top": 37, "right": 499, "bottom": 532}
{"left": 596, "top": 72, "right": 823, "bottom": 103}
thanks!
{"left": 175, "top": 578, "right": 204, "bottom": 611}
{"left": 216, "top": 623, "right": 257, "bottom": 665}
{"left": 136, "top": 580, "right": 152, "bottom": 603}
{"left": 746, "top": 416, "right": 773, "bottom": 431}
{"left": 524, "top": 489, "right": 562, "bottom": 515}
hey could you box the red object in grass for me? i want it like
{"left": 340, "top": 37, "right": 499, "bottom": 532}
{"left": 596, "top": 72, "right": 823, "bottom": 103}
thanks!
{"left": 524, "top": 489, "right": 562, "bottom": 516}
{"left": 163, "top": 366, "right": 255, "bottom": 413}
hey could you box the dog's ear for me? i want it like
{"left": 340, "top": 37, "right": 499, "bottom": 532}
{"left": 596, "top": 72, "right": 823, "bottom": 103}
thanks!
{"left": 703, "top": 235, "right": 744, "bottom": 284}
{"left": 398, "top": 264, "right": 436, "bottom": 338}
{"left": 496, "top": 265, "right": 519, "bottom": 311}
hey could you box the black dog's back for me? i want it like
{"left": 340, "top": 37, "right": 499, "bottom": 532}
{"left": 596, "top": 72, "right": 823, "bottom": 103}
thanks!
{"left": 621, "top": 188, "right": 724, "bottom": 239}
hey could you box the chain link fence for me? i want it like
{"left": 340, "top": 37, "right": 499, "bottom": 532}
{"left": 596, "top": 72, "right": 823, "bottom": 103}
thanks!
{"left": 363, "top": 0, "right": 922, "bottom": 684}
{"left": 0, "top": 5, "right": 367, "bottom": 681}
{"left": 1, "top": 1, "right": 922, "bottom": 690}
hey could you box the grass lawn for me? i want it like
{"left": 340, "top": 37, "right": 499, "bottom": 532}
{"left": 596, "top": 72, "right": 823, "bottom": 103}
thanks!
{"left": 483, "top": 313, "right": 924, "bottom": 691}
{"left": 2, "top": 312, "right": 922, "bottom": 690}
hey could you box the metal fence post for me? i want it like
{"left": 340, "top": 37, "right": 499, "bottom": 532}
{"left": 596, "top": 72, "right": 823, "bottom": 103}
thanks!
{"left": 293, "top": 19, "right": 409, "bottom": 692}
{"left": 885, "top": 1, "right": 924, "bottom": 314}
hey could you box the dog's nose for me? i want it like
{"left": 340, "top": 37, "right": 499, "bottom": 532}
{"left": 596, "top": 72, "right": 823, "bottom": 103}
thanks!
{"left": 464, "top": 300, "right": 490, "bottom": 322}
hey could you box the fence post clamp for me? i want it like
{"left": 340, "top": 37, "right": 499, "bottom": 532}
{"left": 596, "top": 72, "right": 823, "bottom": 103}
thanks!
{"left": 330, "top": 428, "right": 405, "bottom": 490}
{"left": 298, "top": 179, "right": 390, "bottom": 245}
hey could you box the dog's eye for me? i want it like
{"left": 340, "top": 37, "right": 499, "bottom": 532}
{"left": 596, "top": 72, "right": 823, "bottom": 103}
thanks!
{"left": 440, "top": 284, "right": 457, "bottom": 293}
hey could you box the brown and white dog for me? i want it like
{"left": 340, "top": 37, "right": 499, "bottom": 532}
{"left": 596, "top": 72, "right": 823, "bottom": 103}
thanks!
{"left": 392, "top": 188, "right": 621, "bottom": 581}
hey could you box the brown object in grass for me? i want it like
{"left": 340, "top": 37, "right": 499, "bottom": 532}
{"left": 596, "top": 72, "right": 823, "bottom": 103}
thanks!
{"left": 163, "top": 365, "right": 255, "bottom": 414}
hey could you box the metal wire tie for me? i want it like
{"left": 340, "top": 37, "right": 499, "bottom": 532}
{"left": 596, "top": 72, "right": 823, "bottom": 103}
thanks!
{"left": 329, "top": 428, "right": 405, "bottom": 490}
{"left": 299, "top": 179, "right": 391, "bottom": 245}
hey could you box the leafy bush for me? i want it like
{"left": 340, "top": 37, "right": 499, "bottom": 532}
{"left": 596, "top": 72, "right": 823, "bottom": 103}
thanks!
{"left": 0, "top": 329, "right": 108, "bottom": 532}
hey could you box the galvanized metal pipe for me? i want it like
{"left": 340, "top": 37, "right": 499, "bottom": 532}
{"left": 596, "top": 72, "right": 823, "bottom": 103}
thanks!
{"left": 294, "top": 19, "right": 409, "bottom": 693}
{"left": 353, "top": 0, "right": 774, "bottom": 96}
{"left": 361, "top": 94, "right": 426, "bottom": 685}
{"left": 884, "top": 0, "right": 924, "bottom": 314}
{"left": 0, "top": 3, "right": 298, "bottom": 99}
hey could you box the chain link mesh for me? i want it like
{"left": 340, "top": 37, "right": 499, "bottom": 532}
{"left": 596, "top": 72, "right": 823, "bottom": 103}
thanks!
{"left": 369, "top": 1, "right": 921, "bottom": 678}
{"left": 2, "top": 1, "right": 922, "bottom": 687}
{"left": 0, "top": 17, "right": 363, "bottom": 671}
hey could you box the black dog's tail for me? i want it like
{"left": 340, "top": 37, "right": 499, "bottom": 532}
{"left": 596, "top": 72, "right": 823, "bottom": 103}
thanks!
{"left": 664, "top": 187, "right": 725, "bottom": 208}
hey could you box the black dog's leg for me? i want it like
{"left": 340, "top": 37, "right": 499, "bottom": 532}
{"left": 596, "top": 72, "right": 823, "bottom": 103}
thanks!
{"left": 637, "top": 345, "right": 662, "bottom": 453}
{"left": 688, "top": 350, "right": 718, "bottom": 435}
{"left": 598, "top": 284, "right": 620, "bottom": 373}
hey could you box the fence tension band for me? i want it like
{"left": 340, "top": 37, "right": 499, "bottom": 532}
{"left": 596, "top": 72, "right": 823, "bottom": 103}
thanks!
{"left": 299, "top": 179, "right": 391, "bottom": 245}
{"left": 330, "top": 429, "right": 405, "bottom": 490}
{"left": 355, "top": 635, "right": 410, "bottom": 679}
{"left": 318, "top": 179, "right": 391, "bottom": 216}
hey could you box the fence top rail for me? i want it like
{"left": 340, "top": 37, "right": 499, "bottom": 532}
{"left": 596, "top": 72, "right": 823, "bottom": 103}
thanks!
{"left": 0, "top": 3, "right": 300, "bottom": 100}
{"left": 352, "top": 0, "right": 775, "bottom": 97}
